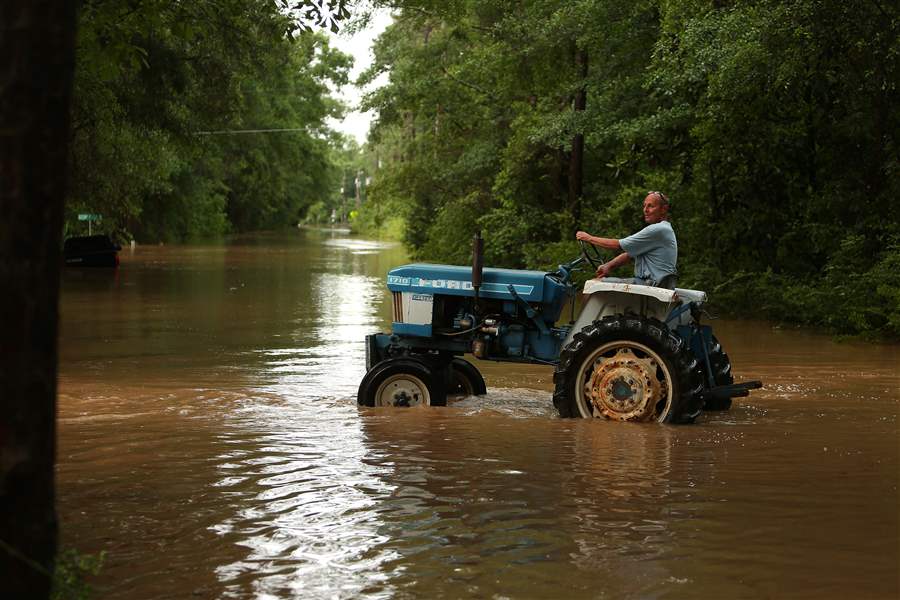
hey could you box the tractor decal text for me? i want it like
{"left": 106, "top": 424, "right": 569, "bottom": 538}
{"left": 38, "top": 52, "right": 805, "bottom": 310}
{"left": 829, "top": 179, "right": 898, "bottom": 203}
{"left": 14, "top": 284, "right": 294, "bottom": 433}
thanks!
{"left": 388, "top": 276, "right": 534, "bottom": 296}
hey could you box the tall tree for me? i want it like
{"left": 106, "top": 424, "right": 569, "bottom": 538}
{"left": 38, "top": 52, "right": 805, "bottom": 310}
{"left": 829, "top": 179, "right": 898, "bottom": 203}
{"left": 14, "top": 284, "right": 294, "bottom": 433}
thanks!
{"left": 0, "top": 1, "right": 77, "bottom": 596}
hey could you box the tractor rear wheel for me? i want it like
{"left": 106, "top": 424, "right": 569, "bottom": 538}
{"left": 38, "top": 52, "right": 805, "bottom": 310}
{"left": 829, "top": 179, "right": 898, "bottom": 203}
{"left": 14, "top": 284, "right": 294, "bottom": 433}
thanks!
{"left": 701, "top": 335, "right": 735, "bottom": 411}
{"left": 358, "top": 357, "right": 448, "bottom": 407}
{"left": 553, "top": 315, "right": 703, "bottom": 423}
{"left": 448, "top": 358, "right": 487, "bottom": 398}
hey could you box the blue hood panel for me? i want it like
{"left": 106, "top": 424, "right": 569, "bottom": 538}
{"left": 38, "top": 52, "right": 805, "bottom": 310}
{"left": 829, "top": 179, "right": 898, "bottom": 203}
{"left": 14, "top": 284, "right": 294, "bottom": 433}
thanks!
{"left": 387, "top": 263, "right": 549, "bottom": 303}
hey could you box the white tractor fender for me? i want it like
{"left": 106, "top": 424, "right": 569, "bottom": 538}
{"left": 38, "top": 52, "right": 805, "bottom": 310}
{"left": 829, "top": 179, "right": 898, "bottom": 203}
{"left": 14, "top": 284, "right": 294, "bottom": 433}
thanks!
{"left": 561, "top": 280, "right": 708, "bottom": 348}
{"left": 583, "top": 279, "right": 679, "bottom": 302}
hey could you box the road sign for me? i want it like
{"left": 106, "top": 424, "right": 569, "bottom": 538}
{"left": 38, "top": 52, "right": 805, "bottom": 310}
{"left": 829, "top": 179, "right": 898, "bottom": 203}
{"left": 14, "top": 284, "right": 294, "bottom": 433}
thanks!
{"left": 77, "top": 213, "right": 102, "bottom": 235}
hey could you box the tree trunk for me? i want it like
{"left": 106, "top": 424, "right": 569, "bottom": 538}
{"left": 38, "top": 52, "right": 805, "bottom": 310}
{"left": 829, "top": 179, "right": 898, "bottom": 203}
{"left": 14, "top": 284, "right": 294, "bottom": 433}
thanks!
{"left": 0, "top": 1, "right": 77, "bottom": 597}
{"left": 568, "top": 47, "right": 588, "bottom": 229}
{"left": 554, "top": 146, "right": 568, "bottom": 211}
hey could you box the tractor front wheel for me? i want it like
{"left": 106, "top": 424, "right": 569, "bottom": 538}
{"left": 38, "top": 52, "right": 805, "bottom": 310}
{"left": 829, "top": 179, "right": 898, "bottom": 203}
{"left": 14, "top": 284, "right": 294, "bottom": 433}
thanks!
{"left": 553, "top": 316, "right": 703, "bottom": 423}
{"left": 358, "top": 357, "right": 448, "bottom": 407}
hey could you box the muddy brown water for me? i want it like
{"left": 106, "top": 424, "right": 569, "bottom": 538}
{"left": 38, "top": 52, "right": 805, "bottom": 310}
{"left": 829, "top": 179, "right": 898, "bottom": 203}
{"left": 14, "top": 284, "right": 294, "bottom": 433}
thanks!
{"left": 57, "top": 230, "right": 899, "bottom": 599}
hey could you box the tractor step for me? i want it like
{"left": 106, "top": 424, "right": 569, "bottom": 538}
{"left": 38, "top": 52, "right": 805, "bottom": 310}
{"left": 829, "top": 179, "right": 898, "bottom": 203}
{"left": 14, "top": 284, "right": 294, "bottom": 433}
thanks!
{"left": 701, "top": 380, "right": 763, "bottom": 402}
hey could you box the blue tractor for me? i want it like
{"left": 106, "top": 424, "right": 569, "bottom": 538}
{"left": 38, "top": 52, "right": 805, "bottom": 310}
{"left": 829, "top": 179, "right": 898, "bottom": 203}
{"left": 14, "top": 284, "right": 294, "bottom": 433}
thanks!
{"left": 359, "top": 235, "right": 761, "bottom": 423}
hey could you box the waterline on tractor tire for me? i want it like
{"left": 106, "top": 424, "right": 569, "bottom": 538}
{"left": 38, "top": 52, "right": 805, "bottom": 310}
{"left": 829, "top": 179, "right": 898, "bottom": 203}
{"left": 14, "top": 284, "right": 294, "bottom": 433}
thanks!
{"left": 357, "top": 358, "right": 448, "bottom": 407}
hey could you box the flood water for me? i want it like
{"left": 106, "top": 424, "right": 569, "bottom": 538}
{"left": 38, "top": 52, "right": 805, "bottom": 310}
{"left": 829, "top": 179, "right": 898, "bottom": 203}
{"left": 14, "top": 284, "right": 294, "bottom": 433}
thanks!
{"left": 57, "top": 229, "right": 899, "bottom": 599}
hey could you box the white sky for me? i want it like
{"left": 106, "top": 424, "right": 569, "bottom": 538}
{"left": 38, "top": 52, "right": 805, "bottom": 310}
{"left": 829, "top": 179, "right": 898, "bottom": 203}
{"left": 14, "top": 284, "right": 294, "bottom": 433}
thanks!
{"left": 326, "top": 10, "right": 393, "bottom": 145}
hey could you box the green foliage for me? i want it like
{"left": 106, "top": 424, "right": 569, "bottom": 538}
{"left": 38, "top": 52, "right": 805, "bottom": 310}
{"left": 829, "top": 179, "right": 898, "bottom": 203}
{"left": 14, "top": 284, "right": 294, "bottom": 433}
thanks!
{"left": 51, "top": 548, "right": 105, "bottom": 600}
{"left": 304, "top": 200, "right": 331, "bottom": 225}
{"left": 70, "top": 0, "right": 352, "bottom": 242}
{"left": 711, "top": 241, "right": 900, "bottom": 338}
{"left": 360, "top": 0, "right": 899, "bottom": 337}
{"left": 309, "top": 136, "right": 378, "bottom": 228}
{"left": 418, "top": 193, "right": 484, "bottom": 264}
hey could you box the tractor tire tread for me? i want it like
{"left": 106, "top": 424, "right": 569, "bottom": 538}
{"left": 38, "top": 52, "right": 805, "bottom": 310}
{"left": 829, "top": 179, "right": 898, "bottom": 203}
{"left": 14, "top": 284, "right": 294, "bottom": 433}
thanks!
{"left": 701, "top": 336, "right": 735, "bottom": 411}
{"left": 553, "top": 315, "right": 703, "bottom": 423}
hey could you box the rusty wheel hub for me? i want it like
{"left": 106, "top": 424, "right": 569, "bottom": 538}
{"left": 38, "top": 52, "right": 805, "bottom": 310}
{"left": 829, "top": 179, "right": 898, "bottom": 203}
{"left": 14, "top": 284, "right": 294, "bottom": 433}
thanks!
{"left": 583, "top": 347, "right": 667, "bottom": 420}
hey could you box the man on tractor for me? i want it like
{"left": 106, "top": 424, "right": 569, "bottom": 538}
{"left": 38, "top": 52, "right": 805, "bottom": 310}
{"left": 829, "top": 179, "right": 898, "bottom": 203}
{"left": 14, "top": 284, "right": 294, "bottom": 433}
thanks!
{"left": 360, "top": 188, "right": 762, "bottom": 420}
{"left": 575, "top": 191, "right": 677, "bottom": 289}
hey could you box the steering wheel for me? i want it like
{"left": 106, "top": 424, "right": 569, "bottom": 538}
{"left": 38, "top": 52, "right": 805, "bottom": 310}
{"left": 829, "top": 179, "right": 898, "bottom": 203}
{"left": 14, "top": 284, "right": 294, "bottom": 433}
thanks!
{"left": 578, "top": 240, "right": 604, "bottom": 269}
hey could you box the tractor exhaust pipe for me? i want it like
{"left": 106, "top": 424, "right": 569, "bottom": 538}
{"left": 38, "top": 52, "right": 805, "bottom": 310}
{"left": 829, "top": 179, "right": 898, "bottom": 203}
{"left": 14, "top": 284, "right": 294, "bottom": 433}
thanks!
{"left": 472, "top": 230, "right": 484, "bottom": 311}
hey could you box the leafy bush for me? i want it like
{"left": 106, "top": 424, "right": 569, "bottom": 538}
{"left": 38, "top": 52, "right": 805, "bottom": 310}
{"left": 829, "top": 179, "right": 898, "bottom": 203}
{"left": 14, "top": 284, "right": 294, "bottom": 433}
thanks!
{"left": 708, "top": 239, "right": 900, "bottom": 339}
{"left": 52, "top": 548, "right": 105, "bottom": 600}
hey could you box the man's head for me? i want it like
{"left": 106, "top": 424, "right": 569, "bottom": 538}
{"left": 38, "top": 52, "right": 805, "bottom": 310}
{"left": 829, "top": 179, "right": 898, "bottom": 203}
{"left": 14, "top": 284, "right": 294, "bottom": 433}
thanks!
{"left": 643, "top": 191, "right": 669, "bottom": 224}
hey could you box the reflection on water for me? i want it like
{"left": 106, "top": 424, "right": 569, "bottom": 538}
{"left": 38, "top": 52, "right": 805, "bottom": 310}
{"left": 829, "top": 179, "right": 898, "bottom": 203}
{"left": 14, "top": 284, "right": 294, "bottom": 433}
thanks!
{"left": 57, "top": 230, "right": 899, "bottom": 599}
{"left": 256, "top": 271, "right": 383, "bottom": 397}
{"left": 209, "top": 406, "right": 399, "bottom": 598}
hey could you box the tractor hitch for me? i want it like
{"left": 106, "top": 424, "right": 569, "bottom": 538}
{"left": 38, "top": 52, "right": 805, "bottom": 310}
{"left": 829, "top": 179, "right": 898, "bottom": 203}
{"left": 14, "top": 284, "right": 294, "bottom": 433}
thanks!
{"left": 700, "top": 380, "right": 763, "bottom": 403}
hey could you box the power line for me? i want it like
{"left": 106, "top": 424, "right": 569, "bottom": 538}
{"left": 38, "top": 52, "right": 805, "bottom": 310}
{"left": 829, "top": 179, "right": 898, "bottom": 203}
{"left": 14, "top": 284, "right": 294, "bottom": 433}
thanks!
{"left": 194, "top": 127, "right": 310, "bottom": 135}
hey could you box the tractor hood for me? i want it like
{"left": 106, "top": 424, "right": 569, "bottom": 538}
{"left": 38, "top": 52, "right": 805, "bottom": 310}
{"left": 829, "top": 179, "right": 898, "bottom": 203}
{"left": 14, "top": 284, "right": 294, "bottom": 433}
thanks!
{"left": 387, "top": 263, "right": 552, "bottom": 303}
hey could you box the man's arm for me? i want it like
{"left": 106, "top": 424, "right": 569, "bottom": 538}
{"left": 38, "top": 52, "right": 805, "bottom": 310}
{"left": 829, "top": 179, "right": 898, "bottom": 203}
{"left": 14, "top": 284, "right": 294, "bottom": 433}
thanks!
{"left": 596, "top": 252, "right": 632, "bottom": 277}
{"left": 576, "top": 230, "right": 621, "bottom": 251}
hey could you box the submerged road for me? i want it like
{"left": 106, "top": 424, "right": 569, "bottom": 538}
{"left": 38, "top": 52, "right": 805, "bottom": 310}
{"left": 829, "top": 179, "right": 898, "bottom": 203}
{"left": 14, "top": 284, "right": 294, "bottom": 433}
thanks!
{"left": 56, "top": 229, "right": 899, "bottom": 599}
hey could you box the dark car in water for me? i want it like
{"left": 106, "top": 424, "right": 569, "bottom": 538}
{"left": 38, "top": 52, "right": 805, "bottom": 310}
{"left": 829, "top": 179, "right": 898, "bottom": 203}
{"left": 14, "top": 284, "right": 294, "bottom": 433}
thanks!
{"left": 63, "top": 234, "right": 121, "bottom": 268}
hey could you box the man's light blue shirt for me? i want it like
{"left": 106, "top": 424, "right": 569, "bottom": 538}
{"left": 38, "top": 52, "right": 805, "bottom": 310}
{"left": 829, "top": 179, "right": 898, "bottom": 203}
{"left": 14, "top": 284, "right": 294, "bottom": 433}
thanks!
{"left": 619, "top": 221, "right": 677, "bottom": 285}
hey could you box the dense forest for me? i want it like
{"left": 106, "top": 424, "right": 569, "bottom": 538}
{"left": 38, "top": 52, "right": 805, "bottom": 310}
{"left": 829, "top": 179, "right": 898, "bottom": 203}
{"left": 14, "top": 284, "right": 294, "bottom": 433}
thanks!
{"left": 352, "top": 0, "right": 899, "bottom": 338}
{"left": 67, "top": 0, "right": 355, "bottom": 242}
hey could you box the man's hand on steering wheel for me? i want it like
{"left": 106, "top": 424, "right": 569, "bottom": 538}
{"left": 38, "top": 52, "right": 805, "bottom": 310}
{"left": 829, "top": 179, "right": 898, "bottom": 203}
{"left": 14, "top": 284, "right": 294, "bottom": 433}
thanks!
{"left": 577, "top": 238, "right": 604, "bottom": 269}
